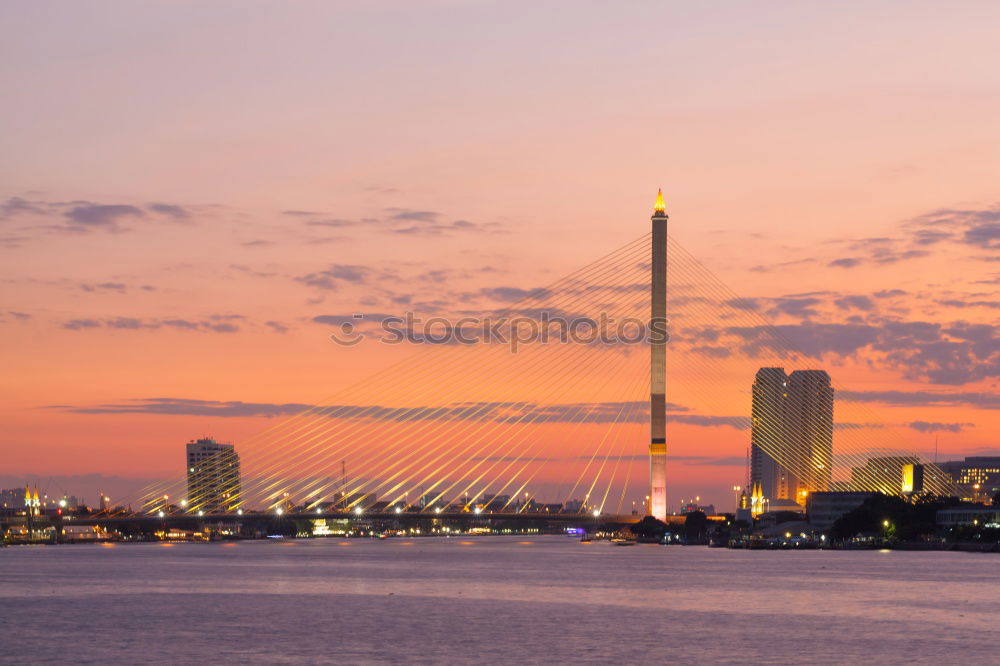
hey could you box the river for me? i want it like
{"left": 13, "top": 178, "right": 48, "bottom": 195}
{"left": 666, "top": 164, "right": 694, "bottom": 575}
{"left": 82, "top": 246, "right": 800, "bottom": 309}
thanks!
{"left": 2, "top": 536, "right": 997, "bottom": 664}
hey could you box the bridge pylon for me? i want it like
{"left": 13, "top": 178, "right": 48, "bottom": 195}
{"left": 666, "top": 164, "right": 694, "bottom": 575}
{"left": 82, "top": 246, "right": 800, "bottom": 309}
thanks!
{"left": 649, "top": 189, "right": 668, "bottom": 520}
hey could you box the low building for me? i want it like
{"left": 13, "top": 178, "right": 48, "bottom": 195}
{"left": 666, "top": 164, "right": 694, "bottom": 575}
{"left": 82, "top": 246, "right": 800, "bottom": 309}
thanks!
{"left": 756, "top": 511, "right": 805, "bottom": 529}
{"left": 756, "top": 520, "right": 813, "bottom": 537}
{"left": 807, "top": 491, "right": 877, "bottom": 530}
{"left": 938, "top": 456, "right": 1000, "bottom": 502}
{"left": 764, "top": 499, "right": 804, "bottom": 514}
{"left": 680, "top": 502, "right": 716, "bottom": 516}
{"left": 62, "top": 524, "right": 111, "bottom": 542}
{"left": 338, "top": 492, "right": 378, "bottom": 511}
{"left": 936, "top": 504, "right": 1000, "bottom": 526}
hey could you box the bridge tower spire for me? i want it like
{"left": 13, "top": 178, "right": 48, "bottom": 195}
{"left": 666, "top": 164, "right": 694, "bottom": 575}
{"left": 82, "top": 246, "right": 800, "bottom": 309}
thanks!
{"left": 649, "top": 189, "right": 668, "bottom": 520}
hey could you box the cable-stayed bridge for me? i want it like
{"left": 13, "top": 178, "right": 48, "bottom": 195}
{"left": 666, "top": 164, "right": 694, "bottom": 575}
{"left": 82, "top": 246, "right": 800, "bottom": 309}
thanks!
{"left": 108, "top": 193, "right": 954, "bottom": 526}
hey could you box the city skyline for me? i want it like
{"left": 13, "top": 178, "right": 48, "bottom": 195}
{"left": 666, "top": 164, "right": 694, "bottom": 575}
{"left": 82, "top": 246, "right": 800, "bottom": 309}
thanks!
{"left": 3, "top": 5, "right": 999, "bottom": 664}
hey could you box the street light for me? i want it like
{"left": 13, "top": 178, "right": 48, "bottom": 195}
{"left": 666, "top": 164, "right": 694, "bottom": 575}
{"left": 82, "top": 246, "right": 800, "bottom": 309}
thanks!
{"left": 354, "top": 506, "right": 363, "bottom": 515}
{"left": 592, "top": 509, "right": 600, "bottom": 517}
{"left": 276, "top": 507, "right": 284, "bottom": 516}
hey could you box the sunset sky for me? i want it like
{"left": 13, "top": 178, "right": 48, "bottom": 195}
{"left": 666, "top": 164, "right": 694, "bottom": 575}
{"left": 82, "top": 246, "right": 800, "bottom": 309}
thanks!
{"left": 2, "top": 1, "right": 998, "bottom": 508}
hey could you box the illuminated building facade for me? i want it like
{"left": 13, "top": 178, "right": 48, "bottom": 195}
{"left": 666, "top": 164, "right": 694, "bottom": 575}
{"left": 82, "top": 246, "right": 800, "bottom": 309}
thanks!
{"left": 785, "top": 370, "right": 834, "bottom": 494}
{"left": 902, "top": 463, "right": 924, "bottom": 493}
{"left": 24, "top": 485, "right": 41, "bottom": 516}
{"left": 750, "top": 368, "right": 834, "bottom": 505}
{"left": 749, "top": 482, "right": 766, "bottom": 518}
{"left": 186, "top": 438, "right": 241, "bottom": 513}
{"left": 938, "top": 456, "right": 1000, "bottom": 502}
{"left": 751, "top": 368, "right": 793, "bottom": 501}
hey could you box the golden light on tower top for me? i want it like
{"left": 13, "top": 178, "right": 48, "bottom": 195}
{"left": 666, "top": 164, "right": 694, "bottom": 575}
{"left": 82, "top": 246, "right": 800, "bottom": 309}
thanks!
{"left": 653, "top": 188, "right": 666, "bottom": 216}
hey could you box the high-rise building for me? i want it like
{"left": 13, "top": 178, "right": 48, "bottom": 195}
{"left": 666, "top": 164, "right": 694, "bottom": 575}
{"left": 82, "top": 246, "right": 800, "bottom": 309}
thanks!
{"left": 751, "top": 367, "right": 791, "bottom": 501}
{"left": 750, "top": 368, "right": 834, "bottom": 505}
{"left": 786, "top": 370, "right": 834, "bottom": 494}
{"left": 186, "top": 438, "right": 241, "bottom": 513}
{"left": 0, "top": 488, "right": 27, "bottom": 510}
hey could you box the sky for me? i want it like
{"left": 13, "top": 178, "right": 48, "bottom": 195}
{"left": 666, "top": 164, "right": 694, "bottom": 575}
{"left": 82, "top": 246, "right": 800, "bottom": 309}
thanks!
{"left": 2, "top": 1, "right": 998, "bottom": 509}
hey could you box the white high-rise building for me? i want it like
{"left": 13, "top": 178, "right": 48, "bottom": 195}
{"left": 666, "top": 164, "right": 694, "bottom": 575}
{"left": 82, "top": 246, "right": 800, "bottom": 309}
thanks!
{"left": 186, "top": 438, "right": 241, "bottom": 513}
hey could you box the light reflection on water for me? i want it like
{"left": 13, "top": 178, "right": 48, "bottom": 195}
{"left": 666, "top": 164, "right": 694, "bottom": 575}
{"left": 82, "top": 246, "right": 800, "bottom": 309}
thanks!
{"left": 1, "top": 536, "right": 998, "bottom": 664}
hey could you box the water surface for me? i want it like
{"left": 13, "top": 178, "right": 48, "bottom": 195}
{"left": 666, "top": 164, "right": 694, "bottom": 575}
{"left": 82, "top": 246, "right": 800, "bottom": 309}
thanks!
{"left": 2, "top": 536, "right": 996, "bottom": 664}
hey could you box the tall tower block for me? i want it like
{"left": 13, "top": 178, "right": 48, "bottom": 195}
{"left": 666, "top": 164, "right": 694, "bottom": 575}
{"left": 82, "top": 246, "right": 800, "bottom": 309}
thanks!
{"left": 649, "top": 189, "right": 668, "bottom": 520}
